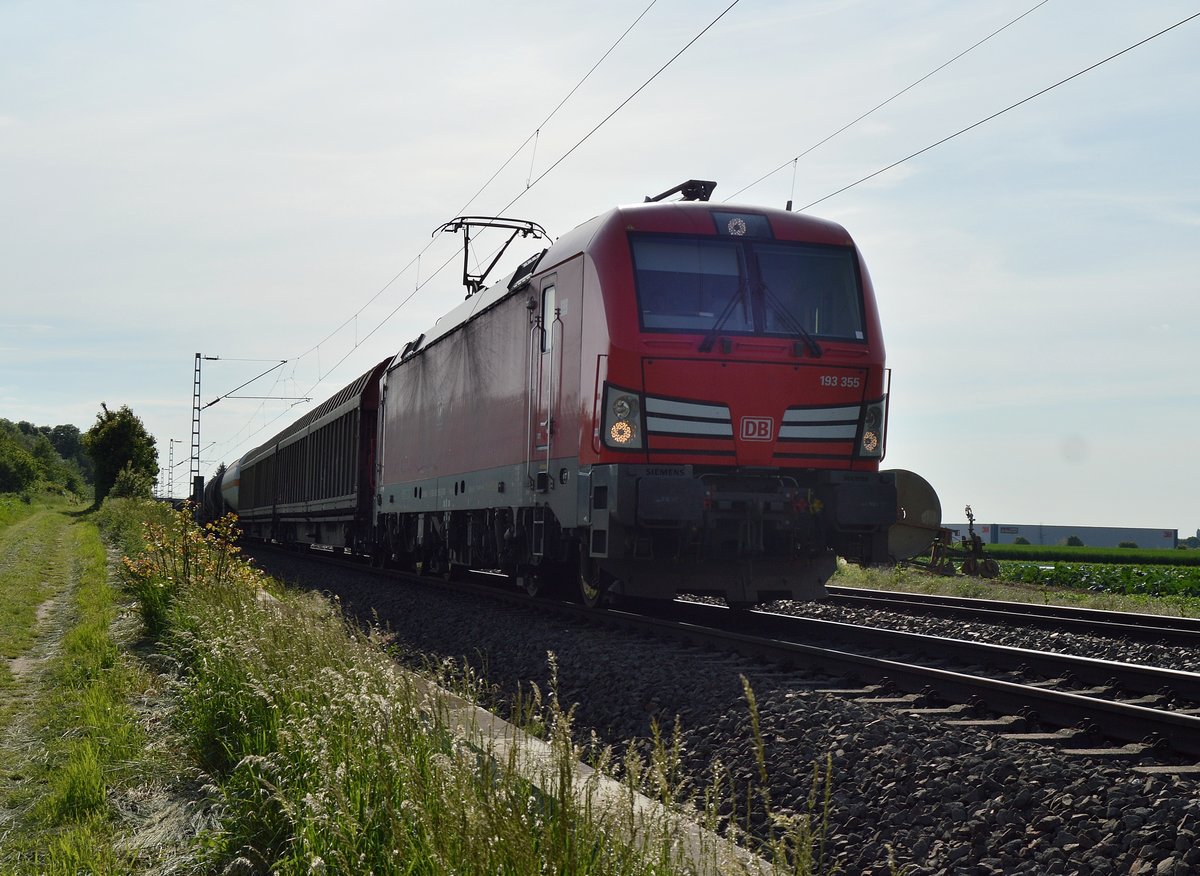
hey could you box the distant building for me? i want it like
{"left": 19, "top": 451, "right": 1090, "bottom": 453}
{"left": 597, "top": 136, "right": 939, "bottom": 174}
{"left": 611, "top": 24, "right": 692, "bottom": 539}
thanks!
{"left": 941, "top": 523, "right": 1177, "bottom": 549}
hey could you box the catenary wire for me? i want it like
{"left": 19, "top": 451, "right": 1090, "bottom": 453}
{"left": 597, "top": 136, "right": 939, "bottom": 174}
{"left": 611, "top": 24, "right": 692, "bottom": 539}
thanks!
{"left": 456, "top": 0, "right": 659, "bottom": 214}
{"left": 216, "top": 245, "right": 465, "bottom": 456}
{"left": 799, "top": 10, "right": 1200, "bottom": 212}
{"left": 499, "top": 0, "right": 742, "bottom": 216}
{"left": 292, "top": 0, "right": 660, "bottom": 367}
{"left": 726, "top": 0, "right": 1053, "bottom": 203}
{"left": 206, "top": 2, "right": 731, "bottom": 463}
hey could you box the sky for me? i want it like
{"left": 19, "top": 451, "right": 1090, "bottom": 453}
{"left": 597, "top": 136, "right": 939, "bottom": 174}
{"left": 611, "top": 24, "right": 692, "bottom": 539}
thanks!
{"left": 2, "top": 0, "right": 1198, "bottom": 533}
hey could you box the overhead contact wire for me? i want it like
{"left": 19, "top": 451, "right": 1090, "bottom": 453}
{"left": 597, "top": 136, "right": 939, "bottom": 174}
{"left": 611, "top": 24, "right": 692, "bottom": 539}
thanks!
{"left": 211, "top": 1, "right": 716, "bottom": 460}
{"left": 500, "top": 0, "right": 743, "bottom": 214}
{"left": 728, "top": 0, "right": 1053, "bottom": 202}
{"left": 286, "top": 1, "right": 661, "bottom": 374}
{"left": 277, "top": 0, "right": 734, "bottom": 450}
{"left": 458, "top": 0, "right": 659, "bottom": 213}
{"left": 801, "top": 9, "right": 1200, "bottom": 211}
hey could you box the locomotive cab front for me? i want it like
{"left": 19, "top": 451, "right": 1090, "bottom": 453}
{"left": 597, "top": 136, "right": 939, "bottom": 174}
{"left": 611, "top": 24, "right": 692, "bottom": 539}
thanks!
{"left": 573, "top": 196, "right": 930, "bottom": 605}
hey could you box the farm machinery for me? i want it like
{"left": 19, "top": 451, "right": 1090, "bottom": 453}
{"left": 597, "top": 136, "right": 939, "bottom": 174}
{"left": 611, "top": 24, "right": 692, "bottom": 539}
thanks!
{"left": 925, "top": 505, "right": 1001, "bottom": 577}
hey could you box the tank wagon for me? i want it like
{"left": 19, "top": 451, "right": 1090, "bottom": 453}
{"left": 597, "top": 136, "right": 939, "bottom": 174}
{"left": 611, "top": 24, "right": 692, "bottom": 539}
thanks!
{"left": 212, "top": 181, "right": 940, "bottom": 607}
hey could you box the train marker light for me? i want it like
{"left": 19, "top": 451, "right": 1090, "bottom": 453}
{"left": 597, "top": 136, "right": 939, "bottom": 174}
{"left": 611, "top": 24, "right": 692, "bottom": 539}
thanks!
{"left": 610, "top": 420, "right": 635, "bottom": 444}
{"left": 602, "top": 385, "right": 644, "bottom": 449}
{"left": 858, "top": 397, "right": 888, "bottom": 458}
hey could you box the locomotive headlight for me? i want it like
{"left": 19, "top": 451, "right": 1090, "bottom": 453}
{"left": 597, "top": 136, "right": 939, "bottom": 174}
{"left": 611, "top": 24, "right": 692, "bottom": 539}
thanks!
{"left": 858, "top": 397, "right": 887, "bottom": 459}
{"left": 610, "top": 420, "right": 635, "bottom": 444}
{"left": 602, "top": 385, "right": 643, "bottom": 449}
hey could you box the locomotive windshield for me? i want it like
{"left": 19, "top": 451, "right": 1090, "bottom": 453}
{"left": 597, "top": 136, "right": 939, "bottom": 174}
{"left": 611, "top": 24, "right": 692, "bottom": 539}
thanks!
{"left": 630, "top": 233, "right": 865, "bottom": 341}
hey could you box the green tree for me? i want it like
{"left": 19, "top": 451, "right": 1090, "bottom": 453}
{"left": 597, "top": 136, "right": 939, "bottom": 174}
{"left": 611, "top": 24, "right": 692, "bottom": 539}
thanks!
{"left": 83, "top": 403, "right": 158, "bottom": 505}
{"left": 110, "top": 461, "right": 155, "bottom": 499}
{"left": 0, "top": 429, "right": 40, "bottom": 493}
{"left": 29, "top": 433, "right": 59, "bottom": 471}
{"left": 49, "top": 423, "right": 93, "bottom": 482}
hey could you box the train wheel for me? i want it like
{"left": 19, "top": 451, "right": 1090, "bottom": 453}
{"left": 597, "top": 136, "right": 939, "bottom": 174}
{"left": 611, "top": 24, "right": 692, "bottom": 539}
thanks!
{"left": 520, "top": 567, "right": 545, "bottom": 598}
{"left": 578, "top": 554, "right": 611, "bottom": 609}
{"left": 526, "top": 573, "right": 563, "bottom": 597}
{"left": 726, "top": 600, "right": 756, "bottom": 611}
{"left": 422, "top": 550, "right": 451, "bottom": 580}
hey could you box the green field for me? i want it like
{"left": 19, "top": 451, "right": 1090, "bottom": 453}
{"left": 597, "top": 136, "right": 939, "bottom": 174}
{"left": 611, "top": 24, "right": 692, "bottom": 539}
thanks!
{"left": 985, "top": 542, "right": 1200, "bottom": 566}
{"left": 996, "top": 559, "right": 1200, "bottom": 598}
{"left": 931, "top": 543, "right": 1200, "bottom": 599}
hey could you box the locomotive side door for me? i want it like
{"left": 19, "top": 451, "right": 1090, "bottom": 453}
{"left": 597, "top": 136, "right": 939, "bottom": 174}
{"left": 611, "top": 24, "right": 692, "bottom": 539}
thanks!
{"left": 528, "top": 276, "right": 557, "bottom": 493}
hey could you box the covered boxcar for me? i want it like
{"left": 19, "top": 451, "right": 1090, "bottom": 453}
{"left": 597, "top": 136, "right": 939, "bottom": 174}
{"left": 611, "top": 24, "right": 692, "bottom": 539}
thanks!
{"left": 233, "top": 358, "right": 390, "bottom": 553}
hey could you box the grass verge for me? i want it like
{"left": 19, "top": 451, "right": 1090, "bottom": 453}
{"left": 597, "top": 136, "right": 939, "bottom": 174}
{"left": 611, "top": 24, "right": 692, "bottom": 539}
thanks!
{"left": 135, "top": 508, "right": 736, "bottom": 873}
{"left": 6, "top": 497, "right": 841, "bottom": 873}
{"left": 120, "top": 504, "right": 837, "bottom": 874}
{"left": 0, "top": 494, "right": 37, "bottom": 531}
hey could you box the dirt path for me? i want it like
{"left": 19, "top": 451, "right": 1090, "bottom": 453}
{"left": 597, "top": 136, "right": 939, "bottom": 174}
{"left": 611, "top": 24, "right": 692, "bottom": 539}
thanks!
{"left": 0, "top": 510, "right": 77, "bottom": 835}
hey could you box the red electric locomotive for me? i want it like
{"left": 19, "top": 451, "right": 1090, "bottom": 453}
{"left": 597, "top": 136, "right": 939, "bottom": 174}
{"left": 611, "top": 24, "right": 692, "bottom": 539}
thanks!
{"left": 372, "top": 180, "right": 940, "bottom": 606}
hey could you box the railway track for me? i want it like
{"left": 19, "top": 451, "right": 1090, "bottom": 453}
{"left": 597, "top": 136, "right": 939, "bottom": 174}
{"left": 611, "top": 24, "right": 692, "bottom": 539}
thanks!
{"left": 266, "top": 547, "right": 1200, "bottom": 765}
{"left": 650, "top": 601, "right": 1200, "bottom": 762}
{"left": 241, "top": 546, "right": 1200, "bottom": 872}
{"left": 826, "top": 584, "right": 1200, "bottom": 647}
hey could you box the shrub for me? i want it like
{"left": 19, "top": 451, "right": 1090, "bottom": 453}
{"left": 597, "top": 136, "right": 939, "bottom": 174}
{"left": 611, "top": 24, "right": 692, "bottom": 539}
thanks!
{"left": 94, "top": 497, "right": 172, "bottom": 557}
{"left": 110, "top": 461, "right": 154, "bottom": 499}
{"left": 119, "top": 505, "right": 256, "bottom": 636}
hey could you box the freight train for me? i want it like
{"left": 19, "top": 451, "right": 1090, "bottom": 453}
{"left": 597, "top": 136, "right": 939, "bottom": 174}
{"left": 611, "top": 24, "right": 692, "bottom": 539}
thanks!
{"left": 208, "top": 180, "right": 941, "bottom": 607}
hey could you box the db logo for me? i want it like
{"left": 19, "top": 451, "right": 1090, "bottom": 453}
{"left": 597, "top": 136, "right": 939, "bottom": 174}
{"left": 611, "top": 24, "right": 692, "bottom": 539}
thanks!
{"left": 740, "top": 416, "right": 774, "bottom": 442}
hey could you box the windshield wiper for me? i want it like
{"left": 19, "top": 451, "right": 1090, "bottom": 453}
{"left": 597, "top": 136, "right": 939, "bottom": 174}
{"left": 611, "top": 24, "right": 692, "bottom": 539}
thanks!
{"left": 697, "top": 279, "right": 750, "bottom": 352}
{"left": 759, "top": 283, "right": 822, "bottom": 358}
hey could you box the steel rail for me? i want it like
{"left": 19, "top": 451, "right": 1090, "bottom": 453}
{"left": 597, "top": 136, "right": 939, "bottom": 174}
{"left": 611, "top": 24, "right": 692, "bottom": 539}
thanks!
{"left": 825, "top": 585, "right": 1200, "bottom": 647}
{"left": 632, "top": 602, "right": 1200, "bottom": 759}
{"left": 665, "top": 601, "right": 1200, "bottom": 701}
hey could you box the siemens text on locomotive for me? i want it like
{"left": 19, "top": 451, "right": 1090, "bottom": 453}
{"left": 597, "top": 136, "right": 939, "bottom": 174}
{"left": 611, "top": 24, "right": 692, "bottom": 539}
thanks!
{"left": 210, "top": 180, "right": 941, "bottom": 608}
